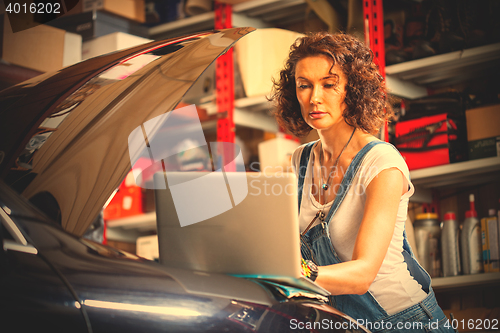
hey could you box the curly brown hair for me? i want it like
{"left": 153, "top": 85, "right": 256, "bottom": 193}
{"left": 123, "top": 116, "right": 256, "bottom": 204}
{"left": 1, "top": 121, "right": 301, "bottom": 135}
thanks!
{"left": 270, "top": 31, "right": 393, "bottom": 137}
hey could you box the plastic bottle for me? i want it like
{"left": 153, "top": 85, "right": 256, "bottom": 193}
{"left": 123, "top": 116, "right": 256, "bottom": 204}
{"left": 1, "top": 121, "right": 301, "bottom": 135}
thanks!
{"left": 460, "top": 194, "right": 483, "bottom": 274}
{"left": 414, "top": 212, "right": 441, "bottom": 277}
{"left": 441, "top": 212, "right": 461, "bottom": 277}
{"left": 484, "top": 208, "right": 499, "bottom": 272}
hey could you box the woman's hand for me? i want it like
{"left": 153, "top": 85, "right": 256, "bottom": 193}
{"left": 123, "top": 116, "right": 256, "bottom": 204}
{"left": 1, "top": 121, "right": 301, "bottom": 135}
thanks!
{"left": 315, "top": 167, "right": 404, "bottom": 295}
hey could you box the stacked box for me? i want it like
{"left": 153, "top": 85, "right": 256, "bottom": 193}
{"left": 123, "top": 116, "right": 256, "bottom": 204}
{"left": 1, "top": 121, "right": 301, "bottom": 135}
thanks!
{"left": 82, "top": 32, "right": 152, "bottom": 60}
{"left": 1, "top": 15, "right": 81, "bottom": 73}
{"left": 466, "top": 104, "right": 500, "bottom": 160}
{"left": 235, "top": 28, "right": 304, "bottom": 98}
{"left": 65, "top": 0, "right": 146, "bottom": 23}
{"left": 481, "top": 216, "right": 500, "bottom": 272}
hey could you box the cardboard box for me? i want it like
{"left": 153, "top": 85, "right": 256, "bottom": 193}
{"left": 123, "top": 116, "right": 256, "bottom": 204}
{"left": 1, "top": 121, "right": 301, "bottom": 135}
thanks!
{"left": 136, "top": 235, "right": 159, "bottom": 261}
{"left": 65, "top": 0, "right": 146, "bottom": 23}
{"left": 82, "top": 32, "right": 152, "bottom": 60}
{"left": 466, "top": 104, "right": 500, "bottom": 160}
{"left": 235, "top": 28, "right": 304, "bottom": 97}
{"left": 1, "top": 15, "right": 81, "bottom": 73}
{"left": 47, "top": 11, "right": 149, "bottom": 42}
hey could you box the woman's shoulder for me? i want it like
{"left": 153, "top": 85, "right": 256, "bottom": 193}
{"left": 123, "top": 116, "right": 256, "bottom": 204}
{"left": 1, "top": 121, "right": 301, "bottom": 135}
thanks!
{"left": 362, "top": 141, "right": 409, "bottom": 171}
{"left": 369, "top": 141, "right": 402, "bottom": 156}
{"left": 360, "top": 140, "right": 414, "bottom": 197}
{"left": 292, "top": 140, "right": 318, "bottom": 158}
{"left": 291, "top": 140, "right": 318, "bottom": 168}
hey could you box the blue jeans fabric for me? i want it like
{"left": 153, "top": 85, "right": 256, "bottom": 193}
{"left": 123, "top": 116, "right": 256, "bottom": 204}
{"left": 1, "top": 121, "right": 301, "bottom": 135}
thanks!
{"left": 298, "top": 141, "right": 454, "bottom": 332}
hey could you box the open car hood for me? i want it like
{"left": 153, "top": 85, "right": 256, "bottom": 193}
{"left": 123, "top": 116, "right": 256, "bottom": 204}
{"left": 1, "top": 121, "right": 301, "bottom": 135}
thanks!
{"left": 0, "top": 27, "right": 254, "bottom": 236}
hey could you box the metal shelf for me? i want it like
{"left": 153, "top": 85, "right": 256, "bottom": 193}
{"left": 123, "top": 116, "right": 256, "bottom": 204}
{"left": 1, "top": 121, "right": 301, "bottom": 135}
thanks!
{"left": 107, "top": 211, "right": 156, "bottom": 230}
{"left": 386, "top": 42, "right": 500, "bottom": 98}
{"left": 410, "top": 156, "right": 500, "bottom": 189}
{"left": 432, "top": 272, "right": 500, "bottom": 291}
{"left": 149, "top": 12, "right": 216, "bottom": 39}
{"left": 200, "top": 97, "right": 277, "bottom": 132}
{"left": 106, "top": 212, "right": 156, "bottom": 242}
{"left": 149, "top": 0, "right": 306, "bottom": 40}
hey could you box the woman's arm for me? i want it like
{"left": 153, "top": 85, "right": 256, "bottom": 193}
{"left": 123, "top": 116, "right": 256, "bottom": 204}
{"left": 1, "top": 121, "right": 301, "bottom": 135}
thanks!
{"left": 314, "top": 167, "right": 405, "bottom": 295}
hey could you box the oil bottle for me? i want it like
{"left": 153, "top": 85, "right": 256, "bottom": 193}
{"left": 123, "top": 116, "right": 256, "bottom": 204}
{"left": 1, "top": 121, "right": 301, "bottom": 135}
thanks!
{"left": 441, "top": 212, "right": 461, "bottom": 276}
{"left": 460, "top": 194, "right": 483, "bottom": 274}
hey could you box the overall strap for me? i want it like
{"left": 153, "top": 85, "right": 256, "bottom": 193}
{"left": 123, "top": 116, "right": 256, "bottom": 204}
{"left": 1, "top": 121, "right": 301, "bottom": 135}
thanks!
{"left": 297, "top": 141, "right": 316, "bottom": 212}
{"left": 323, "top": 140, "right": 386, "bottom": 225}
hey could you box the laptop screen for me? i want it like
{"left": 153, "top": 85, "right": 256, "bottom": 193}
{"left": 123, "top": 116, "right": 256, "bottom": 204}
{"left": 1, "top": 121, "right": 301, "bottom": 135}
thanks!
{"left": 154, "top": 171, "right": 302, "bottom": 278}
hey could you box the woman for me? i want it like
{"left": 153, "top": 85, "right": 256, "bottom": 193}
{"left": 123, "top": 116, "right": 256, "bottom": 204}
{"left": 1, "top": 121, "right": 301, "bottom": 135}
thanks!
{"left": 271, "top": 32, "right": 454, "bottom": 332}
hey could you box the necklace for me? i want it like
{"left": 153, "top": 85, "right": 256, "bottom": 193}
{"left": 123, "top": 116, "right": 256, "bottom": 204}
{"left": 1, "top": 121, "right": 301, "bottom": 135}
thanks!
{"left": 302, "top": 127, "right": 356, "bottom": 233}
{"left": 319, "top": 127, "right": 356, "bottom": 192}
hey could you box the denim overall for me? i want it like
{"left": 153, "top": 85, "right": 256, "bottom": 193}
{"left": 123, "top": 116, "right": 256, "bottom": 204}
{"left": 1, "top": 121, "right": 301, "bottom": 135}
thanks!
{"left": 298, "top": 141, "right": 455, "bottom": 333}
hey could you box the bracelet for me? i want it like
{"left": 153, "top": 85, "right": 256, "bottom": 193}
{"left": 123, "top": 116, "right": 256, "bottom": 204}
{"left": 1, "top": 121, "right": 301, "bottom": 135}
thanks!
{"left": 301, "top": 258, "right": 319, "bottom": 282}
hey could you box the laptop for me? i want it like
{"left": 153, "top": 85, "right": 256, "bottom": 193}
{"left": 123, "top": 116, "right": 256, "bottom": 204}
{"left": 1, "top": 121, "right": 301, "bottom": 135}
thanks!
{"left": 153, "top": 171, "right": 330, "bottom": 297}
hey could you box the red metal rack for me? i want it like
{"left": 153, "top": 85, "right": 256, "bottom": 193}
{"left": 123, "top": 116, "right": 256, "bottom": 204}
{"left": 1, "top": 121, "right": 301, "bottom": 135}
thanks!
{"left": 214, "top": 1, "right": 235, "bottom": 170}
{"left": 363, "top": 0, "right": 388, "bottom": 142}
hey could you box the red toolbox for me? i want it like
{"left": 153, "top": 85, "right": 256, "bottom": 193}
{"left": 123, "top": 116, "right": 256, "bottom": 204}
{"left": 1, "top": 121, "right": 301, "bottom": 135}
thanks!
{"left": 103, "top": 157, "right": 162, "bottom": 220}
{"left": 395, "top": 113, "right": 468, "bottom": 170}
{"left": 393, "top": 93, "right": 469, "bottom": 170}
{"left": 103, "top": 171, "right": 144, "bottom": 220}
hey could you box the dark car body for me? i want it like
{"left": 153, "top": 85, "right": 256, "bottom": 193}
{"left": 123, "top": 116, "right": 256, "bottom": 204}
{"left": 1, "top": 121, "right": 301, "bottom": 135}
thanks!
{"left": 0, "top": 27, "right": 368, "bottom": 332}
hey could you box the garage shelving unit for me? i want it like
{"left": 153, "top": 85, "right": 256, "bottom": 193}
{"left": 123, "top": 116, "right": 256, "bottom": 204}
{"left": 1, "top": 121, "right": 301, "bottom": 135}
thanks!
{"left": 148, "top": 0, "right": 308, "bottom": 40}
{"left": 411, "top": 156, "right": 500, "bottom": 190}
{"left": 103, "top": 0, "right": 500, "bottom": 294}
{"left": 386, "top": 42, "right": 500, "bottom": 99}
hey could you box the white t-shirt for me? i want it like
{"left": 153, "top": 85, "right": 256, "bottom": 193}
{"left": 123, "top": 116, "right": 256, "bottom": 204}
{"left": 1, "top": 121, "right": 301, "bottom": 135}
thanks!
{"left": 292, "top": 140, "right": 427, "bottom": 315}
